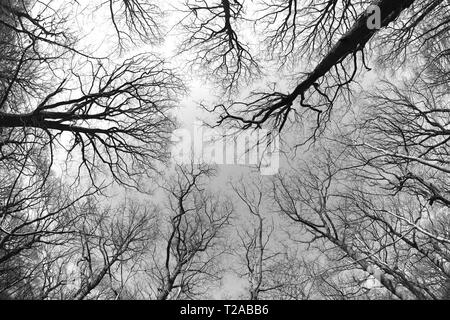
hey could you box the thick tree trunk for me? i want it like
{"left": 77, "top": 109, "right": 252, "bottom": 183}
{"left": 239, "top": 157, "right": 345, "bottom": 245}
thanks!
{"left": 287, "top": 0, "right": 416, "bottom": 104}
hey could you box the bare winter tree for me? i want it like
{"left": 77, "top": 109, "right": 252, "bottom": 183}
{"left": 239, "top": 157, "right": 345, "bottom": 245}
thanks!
{"left": 0, "top": 53, "right": 183, "bottom": 187}
{"left": 68, "top": 199, "right": 157, "bottom": 300}
{"left": 142, "top": 163, "right": 232, "bottom": 300}
{"left": 272, "top": 139, "right": 450, "bottom": 300}
{"left": 0, "top": 0, "right": 184, "bottom": 188}
{"left": 233, "top": 175, "right": 352, "bottom": 300}
{"left": 231, "top": 177, "right": 282, "bottom": 300}
{"left": 176, "top": 0, "right": 259, "bottom": 92}
{"left": 103, "top": 0, "right": 163, "bottom": 48}
{"left": 0, "top": 167, "right": 98, "bottom": 299}
{"left": 214, "top": 0, "right": 448, "bottom": 143}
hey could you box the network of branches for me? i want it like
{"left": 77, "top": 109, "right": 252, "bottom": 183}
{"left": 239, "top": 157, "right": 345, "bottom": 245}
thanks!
{"left": 0, "top": 0, "right": 449, "bottom": 300}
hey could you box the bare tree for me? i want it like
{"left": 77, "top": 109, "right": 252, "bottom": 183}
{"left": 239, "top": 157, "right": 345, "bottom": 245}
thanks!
{"left": 1, "top": 54, "right": 183, "bottom": 187}
{"left": 177, "top": 0, "right": 259, "bottom": 92}
{"left": 0, "top": 166, "right": 98, "bottom": 299}
{"left": 351, "top": 75, "right": 450, "bottom": 209}
{"left": 143, "top": 163, "right": 232, "bottom": 300}
{"left": 0, "top": 0, "right": 185, "bottom": 188}
{"left": 103, "top": 0, "right": 163, "bottom": 48}
{"left": 272, "top": 140, "right": 450, "bottom": 300}
{"left": 231, "top": 177, "right": 282, "bottom": 300}
{"left": 69, "top": 199, "right": 157, "bottom": 300}
{"left": 214, "top": 0, "right": 448, "bottom": 142}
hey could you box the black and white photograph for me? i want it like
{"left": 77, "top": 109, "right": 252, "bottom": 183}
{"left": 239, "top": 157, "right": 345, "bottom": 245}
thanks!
{"left": 0, "top": 0, "right": 449, "bottom": 312}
